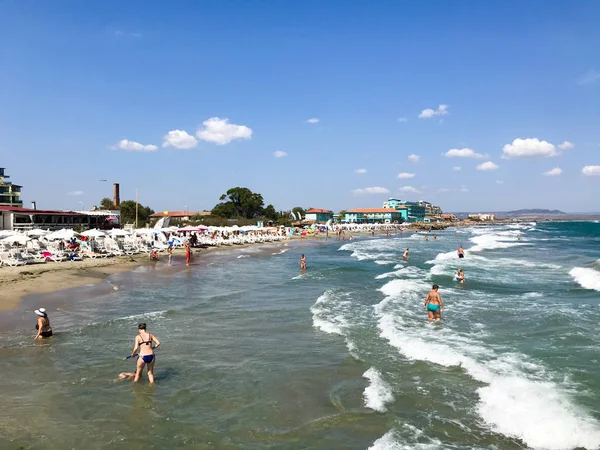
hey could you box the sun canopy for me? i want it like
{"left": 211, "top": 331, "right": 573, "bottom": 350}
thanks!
{"left": 0, "top": 234, "right": 31, "bottom": 244}
{"left": 178, "top": 225, "right": 208, "bottom": 232}
{"left": 81, "top": 229, "right": 106, "bottom": 238}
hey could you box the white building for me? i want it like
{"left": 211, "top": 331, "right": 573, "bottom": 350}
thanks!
{"left": 467, "top": 213, "right": 496, "bottom": 221}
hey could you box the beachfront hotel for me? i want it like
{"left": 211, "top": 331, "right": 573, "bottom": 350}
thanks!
{"left": 0, "top": 168, "right": 23, "bottom": 207}
{"left": 304, "top": 208, "right": 334, "bottom": 222}
{"left": 343, "top": 207, "right": 407, "bottom": 223}
{"left": 382, "top": 198, "right": 426, "bottom": 222}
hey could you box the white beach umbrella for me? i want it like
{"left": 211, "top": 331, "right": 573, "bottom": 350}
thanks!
{"left": 46, "top": 229, "right": 79, "bottom": 240}
{"left": 0, "top": 230, "right": 15, "bottom": 237}
{"left": 108, "top": 228, "right": 130, "bottom": 237}
{"left": 81, "top": 229, "right": 106, "bottom": 238}
{"left": 26, "top": 229, "right": 50, "bottom": 237}
{"left": 0, "top": 234, "right": 31, "bottom": 245}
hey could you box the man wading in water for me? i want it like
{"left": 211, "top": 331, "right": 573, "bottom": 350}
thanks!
{"left": 424, "top": 285, "right": 444, "bottom": 322}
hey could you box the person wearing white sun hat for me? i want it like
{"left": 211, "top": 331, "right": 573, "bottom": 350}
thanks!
{"left": 34, "top": 308, "right": 53, "bottom": 339}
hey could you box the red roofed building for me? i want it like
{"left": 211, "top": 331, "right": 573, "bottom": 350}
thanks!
{"left": 305, "top": 208, "right": 333, "bottom": 222}
{"left": 150, "top": 211, "right": 211, "bottom": 220}
{"left": 344, "top": 207, "right": 407, "bottom": 223}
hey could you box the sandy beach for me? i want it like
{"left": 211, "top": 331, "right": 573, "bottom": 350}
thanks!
{"left": 0, "top": 234, "right": 337, "bottom": 312}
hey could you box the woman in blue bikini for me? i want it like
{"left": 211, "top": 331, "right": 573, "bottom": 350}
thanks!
{"left": 131, "top": 323, "right": 161, "bottom": 383}
{"left": 424, "top": 285, "right": 444, "bottom": 322}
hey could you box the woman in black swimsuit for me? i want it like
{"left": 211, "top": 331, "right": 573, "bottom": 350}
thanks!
{"left": 130, "top": 323, "right": 161, "bottom": 383}
{"left": 34, "top": 308, "right": 52, "bottom": 339}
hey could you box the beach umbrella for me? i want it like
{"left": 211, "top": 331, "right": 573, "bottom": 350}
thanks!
{"left": 26, "top": 229, "right": 49, "bottom": 237}
{"left": 108, "top": 228, "right": 129, "bottom": 237}
{"left": 46, "top": 229, "right": 79, "bottom": 240}
{"left": 0, "top": 230, "right": 15, "bottom": 237}
{"left": 81, "top": 229, "right": 106, "bottom": 238}
{"left": 1, "top": 234, "right": 31, "bottom": 245}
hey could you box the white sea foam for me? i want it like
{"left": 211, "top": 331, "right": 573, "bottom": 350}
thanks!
{"left": 271, "top": 249, "right": 289, "bottom": 255}
{"left": 373, "top": 272, "right": 600, "bottom": 450}
{"left": 468, "top": 233, "right": 529, "bottom": 253}
{"left": 237, "top": 255, "right": 250, "bottom": 259}
{"left": 362, "top": 368, "right": 394, "bottom": 412}
{"left": 376, "top": 266, "right": 426, "bottom": 280}
{"left": 570, "top": 267, "right": 600, "bottom": 291}
{"left": 368, "top": 429, "right": 442, "bottom": 450}
{"left": 310, "top": 290, "right": 350, "bottom": 335}
{"left": 523, "top": 292, "right": 543, "bottom": 299}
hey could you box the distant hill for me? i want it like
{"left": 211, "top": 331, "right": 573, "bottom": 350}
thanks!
{"left": 503, "top": 209, "right": 566, "bottom": 217}
{"left": 452, "top": 209, "right": 567, "bottom": 219}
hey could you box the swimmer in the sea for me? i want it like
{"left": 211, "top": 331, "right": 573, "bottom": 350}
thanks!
{"left": 299, "top": 254, "right": 307, "bottom": 270}
{"left": 456, "top": 268, "right": 465, "bottom": 284}
{"left": 402, "top": 248, "right": 409, "bottom": 261}
{"left": 458, "top": 245, "right": 464, "bottom": 259}
{"left": 424, "top": 284, "right": 444, "bottom": 322}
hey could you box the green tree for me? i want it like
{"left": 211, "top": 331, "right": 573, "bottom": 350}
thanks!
{"left": 337, "top": 210, "right": 347, "bottom": 221}
{"left": 212, "top": 187, "right": 265, "bottom": 219}
{"left": 263, "top": 204, "right": 278, "bottom": 221}
{"left": 292, "top": 206, "right": 305, "bottom": 220}
{"left": 119, "top": 200, "right": 155, "bottom": 226}
{"left": 99, "top": 197, "right": 117, "bottom": 210}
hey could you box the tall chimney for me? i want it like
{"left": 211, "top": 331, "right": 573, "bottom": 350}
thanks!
{"left": 31, "top": 201, "right": 36, "bottom": 210}
{"left": 113, "top": 183, "right": 120, "bottom": 208}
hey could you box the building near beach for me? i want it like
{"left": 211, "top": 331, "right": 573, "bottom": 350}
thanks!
{"left": 0, "top": 206, "right": 119, "bottom": 231}
{"left": 0, "top": 168, "right": 23, "bottom": 207}
{"left": 343, "top": 207, "right": 407, "bottom": 223}
{"left": 382, "top": 198, "right": 426, "bottom": 222}
{"left": 304, "top": 208, "right": 333, "bottom": 222}
{"left": 150, "top": 211, "right": 211, "bottom": 221}
{"left": 467, "top": 213, "right": 496, "bottom": 221}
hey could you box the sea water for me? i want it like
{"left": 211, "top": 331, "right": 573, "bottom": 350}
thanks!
{"left": 0, "top": 222, "right": 599, "bottom": 449}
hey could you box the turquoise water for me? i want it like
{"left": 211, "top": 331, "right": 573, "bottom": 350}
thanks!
{"left": 1, "top": 222, "right": 599, "bottom": 449}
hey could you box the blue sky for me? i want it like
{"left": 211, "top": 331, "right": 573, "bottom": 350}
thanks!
{"left": 1, "top": 0, "right": 599, "bottom": 213}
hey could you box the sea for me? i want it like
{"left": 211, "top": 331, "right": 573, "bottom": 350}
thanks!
{"left": 0, "top": 221, "right": 599, "bottom": 450}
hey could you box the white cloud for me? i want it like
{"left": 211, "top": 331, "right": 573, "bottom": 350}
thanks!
{"left": 445, "top": 148, "right": 485, "bottom": 158}
{"left": 399, "top": 186, "right": 421, "bottom": 194}
{"left": 496, "top": 180, "right": 504, "bottom": 184}
{"left": 273, "top": 150, "right": 287, "bottom": 158}
{"left": 558, "top": 141, "right": 574, "bottom": 151}
{"left": 196, "top": 117, "right": 253, "bottom": 145}
{"left": 577, "top": 69, "right": 600, "bottom": 86}
{"left": 306, "top": 118, "right": 320, "bottom": 124}
{"left": 477, "top": 161, "right": 499, "bottom": 171}
{"left": 67, "top": 190, "right": 83, "bottom": 196}
{"left": 582, "top": 165, "right": 600, "bottom": 176}
{"left": 397, "top": 172, "right": 415, "bottom": 179}
{"left": 502, "top": 138, "right": 557, "bottom": 159}
{"left": 355, "top": 168, "right": 367, "bottom": 174}
{"left": 408, "top": 154, "right": 420, "bottom": 163}
{"left": 418, "top": 104, "right": 449, "bottom": 119}
{"left": 544, "top": 167, "right": 563, "bottom": 177}
{"left": 453, "top": 166, "right": 461, "bottom": 171}
{"left": 162, "top": 130, "right": 198, "bottom": 149}
{"left": 111, "top": 139, "right": 158, "bottom": 152}
{"left": 397, "top": 117, "right": 408, "bottom": 123}
{"left": 351, "top": 186, "right": 390, "bottom": 195}
{"left": 438, "top": 185, "right": 469, "bottom": 193}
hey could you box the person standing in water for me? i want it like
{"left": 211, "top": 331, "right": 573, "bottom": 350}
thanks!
{"left": 402, "top": 248, "right": 409, "bottom": 261}
{"left": 34, "top": 308, "right": 52, "bottom": 339}
{"left": 185, "top": 240, "right": 191, "bottom": 266}
{"left": 424, "top": 285, "right": 444, "bottom": 322}
{"left": 456, "top": 268, "right": 465, "bottom": 284}
{"left": 458, "top": 245, "right": 464, "bottom": 259}
{"left": 131, "top": 323, "right": 161, "bottom": 383}
{"left": 299, "top": 254, "right": 307, "bottom": 270}
{"left": 167, "top": 245, "right": 173, "bottom": 266}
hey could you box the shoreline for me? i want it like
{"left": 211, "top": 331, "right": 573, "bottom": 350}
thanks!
{"left": 0, "top": 234, "right": 341, "bottom": 313}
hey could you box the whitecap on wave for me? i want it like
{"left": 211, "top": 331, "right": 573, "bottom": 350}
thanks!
{"left": 374, "top": 277, "right": 600, "bottom": 450}
{"left": 363, "top": 367, "right": 394, "bottom": 412}
{"left": 570, "top": 267, "right": 600, "bottom": 291}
